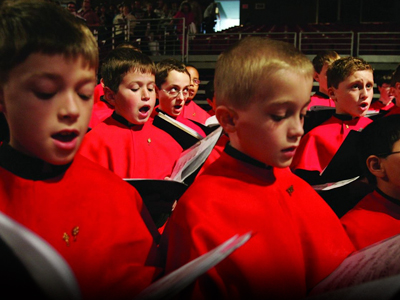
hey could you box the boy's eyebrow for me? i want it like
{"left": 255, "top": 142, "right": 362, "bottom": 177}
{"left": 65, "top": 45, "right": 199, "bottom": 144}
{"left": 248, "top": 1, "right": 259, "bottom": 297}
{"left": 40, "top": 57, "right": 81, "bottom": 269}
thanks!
{"left": 128, "top": 80, "right": 156, "bottom": 85}
{"left": 268, "top": 99, "right": 310, "bottom": 107}
{"left": 29, "top": 72, "right": 96, "bottom": 84}
{"left": 164, "top": 83, "right": 190, "bottom": 89}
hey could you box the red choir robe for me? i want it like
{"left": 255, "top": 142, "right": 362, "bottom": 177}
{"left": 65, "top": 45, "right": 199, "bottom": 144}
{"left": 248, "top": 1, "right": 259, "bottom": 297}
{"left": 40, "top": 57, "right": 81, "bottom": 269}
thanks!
{"left": 161, "top": 144, "right": 355, "bottom": 300}
{"left": 79, "top": 112, "right": 183, "bottom": 179}
{"left": 0, "top": 144, "right": 161, "bottom": 300}
{"left": 369, "top": 100, "right": 394, "bottom": 112}
{"left": 151, "top": 106, "right": 207, "bottom": 138}
{"left": 196, "top": 133, "right": 229, "bottom": 177}
{"left": 308, "top": 91, "right": 335, "bottom": 110}
{"left": 291, "top": 115, "right": 373, "bottom": 173}
{"left": 384, "top": 105, "right": 400, "bottom": 117}
{"left": 183, "top": 100, "right": 212, "bottom": 125}
{"left": 93, "top": 82, "right": 104, "bottom": 104}
{"left": 341, "top": 189, "right": 400, "bottom": 250}
{"left": 175, "top": 113, "right": 207, "bottom": 137}
{"left": 89, "top": 96, "right": 114, "bottom": 129}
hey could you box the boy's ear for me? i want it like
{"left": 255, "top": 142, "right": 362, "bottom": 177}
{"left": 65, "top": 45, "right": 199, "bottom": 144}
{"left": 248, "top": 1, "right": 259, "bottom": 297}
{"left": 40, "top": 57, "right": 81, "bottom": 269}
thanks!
{"left": 215, "top": 105, "right": 237, "bottom": 133}
{"left": 155, "top": 86, "right": 160, "bottom": 98}
{"left": 366, "top": 155, "right": 386, "bottom": 179}
{"left": 103, "top": 87, "right": 116, "bottom": 106}
{"left": 327, "top": 87, "right": 336, "bottom": 101}
{"left": 313, "top": 71, "right": 320, "bottom": 82}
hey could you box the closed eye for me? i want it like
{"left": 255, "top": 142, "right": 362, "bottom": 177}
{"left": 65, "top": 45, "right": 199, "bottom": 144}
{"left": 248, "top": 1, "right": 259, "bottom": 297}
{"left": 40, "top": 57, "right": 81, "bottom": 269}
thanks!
{"left": 79, "top": 94, "right": 92, "bottom": 101}
{"left": 271, "top": 114, "right": 286, "bottom": 122}
{"left": 34, "top": 91, "right": 55, "bottom": 100}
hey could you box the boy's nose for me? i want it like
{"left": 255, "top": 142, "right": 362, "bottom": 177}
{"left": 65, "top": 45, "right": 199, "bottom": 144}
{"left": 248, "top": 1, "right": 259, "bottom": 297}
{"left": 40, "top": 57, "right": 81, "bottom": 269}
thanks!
{"left": 176, "top": 90, "right": 186, "bottom": 100}
{"left": 360, "top": 86, "right": 370, "bottom": 98}
{"left": 59, "top": 94, "right": 80, "bottom": 120}
{"left": 142, "top": 89, "right": 150, "bottom": 100}
{"left": 290, "top": 117, "right": 304, "bottom": 139}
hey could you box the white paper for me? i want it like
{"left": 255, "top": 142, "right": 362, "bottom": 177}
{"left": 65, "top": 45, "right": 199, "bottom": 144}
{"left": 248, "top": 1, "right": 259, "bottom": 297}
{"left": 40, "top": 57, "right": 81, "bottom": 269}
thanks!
{"left": 171, "top": 126, "right": 223, "bottom": 182}
{"left": 310, "top": 233, "right": 400, "bottom": 296}
{"left": 0, "top": 211, "right": 81, "bottom": 300}
{"left": 134, "top": 231, "right": 252, "bottom": 300}
{"left": 312, "top": 176, "right": 360, "bottom": 191}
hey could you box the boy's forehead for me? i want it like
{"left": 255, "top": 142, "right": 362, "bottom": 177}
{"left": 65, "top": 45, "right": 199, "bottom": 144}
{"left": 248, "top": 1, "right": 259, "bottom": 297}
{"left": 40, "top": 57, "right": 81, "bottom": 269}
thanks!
{"left": 126, "top": 69, "right": 155, "bottom": 78}
{"left": 164, "top": 70, "right": 190, "bottom": 84}
{"left": 9, "top": 53, "right": 97, "bottom": 85}
{"left": 349, "top": 69, "right": 374, "bottom": 79}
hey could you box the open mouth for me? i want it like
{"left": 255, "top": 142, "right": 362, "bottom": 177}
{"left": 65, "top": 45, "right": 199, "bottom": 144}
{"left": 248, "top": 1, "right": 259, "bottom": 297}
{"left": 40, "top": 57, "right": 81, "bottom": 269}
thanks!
{"left": 283, "top": 146, "right": 296, "bottom": 153}
{"left": 52, "top": 131, "right": 78, "bottom": 142}
{"left": 139, "top": 106, "right": 150, "bottom": 113}
{"left": 360, "top": 102, "right": 368, "bottom": 108}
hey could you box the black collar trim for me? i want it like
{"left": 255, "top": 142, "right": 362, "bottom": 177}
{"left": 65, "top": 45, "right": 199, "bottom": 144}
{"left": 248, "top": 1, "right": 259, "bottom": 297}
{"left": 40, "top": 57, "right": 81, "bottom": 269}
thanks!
{"left": 0, "top": 143, "right": 71, "bottom": 180}
{"left": 314, "top": 91, "right": 330, "bottom": 99}
{"left": 376, "top": 188, "right": 400, "bottom": 207}
{"left": 112, "top": 111, "right": 144, "bottom": 129}
{"left": 333, "top": 113, "right": 357, "bottom": 121}
{"left": 224, "top": 143, "right": 272, "bottom": 169}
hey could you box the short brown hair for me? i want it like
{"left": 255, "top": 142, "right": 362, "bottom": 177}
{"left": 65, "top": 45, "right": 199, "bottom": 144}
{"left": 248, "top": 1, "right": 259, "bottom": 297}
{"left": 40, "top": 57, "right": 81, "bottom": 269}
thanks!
{"left": 155, "top": 58, "right": 190, "bottom": 88}
{"left": 312, "top": 50, "right": 340, "bottom": 74}
{"left": 390, "top": 64, "right": 400, "bottom": 87}
{"left": 0, "top": 0, "right": 99, "bottom": 85}
{"left": 101, "top": 48, "right": 155, "bottom": 93}
{"left": 214, "top": 37, "right": 313, "bottom": 109}
{"left": 327, "top": 57, "right": 373, "bottom": 89}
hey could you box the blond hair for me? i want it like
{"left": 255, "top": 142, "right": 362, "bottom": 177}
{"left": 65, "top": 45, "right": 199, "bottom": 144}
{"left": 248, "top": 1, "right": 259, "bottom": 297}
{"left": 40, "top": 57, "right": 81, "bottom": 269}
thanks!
{"left": 214, "top": 37, "right": 313, "bottom": 109}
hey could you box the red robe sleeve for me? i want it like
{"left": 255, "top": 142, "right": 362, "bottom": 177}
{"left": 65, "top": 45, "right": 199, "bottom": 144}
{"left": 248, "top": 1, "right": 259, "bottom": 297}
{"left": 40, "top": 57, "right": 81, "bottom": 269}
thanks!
{"left": 0, "top": 155, "right": 161, "bottom": 299}
{"left": 308, "top": 93, "right": 336, "bottom": 110}
{"left": 79, "top": 117, "right": 183, "bottom": 179}
{"left": 384, "top": 105, "right": 400, "bottom": 117}
{"left": 183, "top": 100, "right": 212, "bottom": 125}
{"left": 341, "top": 190, "right": 400, "bottom": 250}
{"left": 89, "top": 99, "right": 114, "bottom": 129}
{"left": 291, "top": 116, "right": 372, "bottom": 172}
{"left": 93, "top": 83, "right": 104, "bottom": 104}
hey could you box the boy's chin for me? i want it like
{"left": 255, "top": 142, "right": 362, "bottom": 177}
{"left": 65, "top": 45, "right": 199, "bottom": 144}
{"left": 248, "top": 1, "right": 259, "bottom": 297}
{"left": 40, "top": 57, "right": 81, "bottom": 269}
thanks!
{"left": 49, "top": 147, "right": 82, "bottom": 166}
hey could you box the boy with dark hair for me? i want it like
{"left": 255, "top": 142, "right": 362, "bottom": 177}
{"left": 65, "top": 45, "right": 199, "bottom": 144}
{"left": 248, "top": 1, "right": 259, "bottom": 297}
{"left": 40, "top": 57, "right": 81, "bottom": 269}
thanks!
{"left": 79, "top": 48, "right": 183, "bottom": 180}
{"left": 341, "top": 115, "right": 400, "bottom": 249}
{"left": 384, "top": 64, "right": 400, "bottom": 116}
{"left": 309, "top": 50, "right": 340, "bottom": 109}
{"left": 0, "top": 2, "right": 160, "bottom": 299}
{"left": 369, "top": 70, "right": 394, "bottom": 111}
{"left": 292, "top": 56, "right": 374, "bottom": 175}
{"left": 160, "top": 37, "right": 354, "bottom": 300}
{"left": 152, "top": 58, "right": 206, "bottom": 144}
{"left": 183, "top": 64, "right": 211, "bottom": 124}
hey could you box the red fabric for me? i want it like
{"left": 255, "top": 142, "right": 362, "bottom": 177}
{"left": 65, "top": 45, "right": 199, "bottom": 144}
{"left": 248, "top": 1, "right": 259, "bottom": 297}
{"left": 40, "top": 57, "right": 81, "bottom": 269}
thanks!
{"left": 291, "top": 116, "right": 373, "bottom": 172}
{"left": 79, "top": 116, "right": 183, "bottom": 179}
{"left": 196, "top": 133, "right": 229, "bottom": 177}
{"left": 161, "top": 152, "right": 355, "bottom": 300}
{"left": 89, "top": 99, "right": 114, "bottom": 129}
{"left": 0, "top": 154, "right": 161, "bottom": 300}
{"left": 175, "top": 113, "right": 206, "bottom": 137}
{"left": 384, "top": 105, "right": 400, "bottom": 117}
{"left": 369, "top": 100, "right": 394, "bottom": 111}
{"left": 183, "top": 100, "right": 211, "bottom": 124}
{"left": 93, "top": 83, "right": 104, "bottom": 104}
{"left": 308, "top": 93, "right": 335, "bottom": 110}
{"left": 341, "top": 190, "right": 400, "bottom": 250}
{"left": 88, "top": 110, "right": 101, "bottom": 130}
